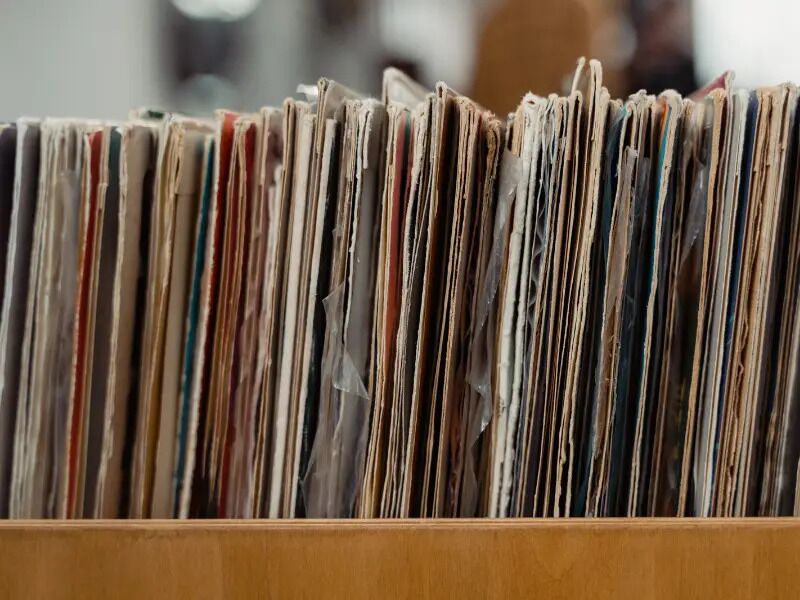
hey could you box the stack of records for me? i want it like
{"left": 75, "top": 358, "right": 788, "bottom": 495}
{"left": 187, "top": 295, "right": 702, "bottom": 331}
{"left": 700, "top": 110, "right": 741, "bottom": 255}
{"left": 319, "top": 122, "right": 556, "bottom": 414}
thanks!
{"left": 1, "top": 59, "right": 799, "bottom": 519}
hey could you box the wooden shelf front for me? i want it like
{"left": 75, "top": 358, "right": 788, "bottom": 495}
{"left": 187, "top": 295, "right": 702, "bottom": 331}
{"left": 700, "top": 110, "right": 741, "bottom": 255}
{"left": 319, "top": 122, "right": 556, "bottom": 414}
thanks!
{"left": 1, "top": 518, "right": 799, "bottom": 598}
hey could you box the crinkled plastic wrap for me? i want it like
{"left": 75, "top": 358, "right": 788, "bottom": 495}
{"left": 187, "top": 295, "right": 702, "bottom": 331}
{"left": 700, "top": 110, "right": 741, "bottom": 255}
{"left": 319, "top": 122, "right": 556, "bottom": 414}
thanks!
{"left": 302, "top": 282, "right": 370, "bottom": 517}
{"left": 460, "top": 150, "right": 520, "bottom": 516}
{"left": 296, "top": 84, "right": 319, "bottom": 104}
{"left": 686, "top": 154, "right": 712, "bottom": 515}
{"left": 679, "top": 162, "right": 708, "bottom": 272}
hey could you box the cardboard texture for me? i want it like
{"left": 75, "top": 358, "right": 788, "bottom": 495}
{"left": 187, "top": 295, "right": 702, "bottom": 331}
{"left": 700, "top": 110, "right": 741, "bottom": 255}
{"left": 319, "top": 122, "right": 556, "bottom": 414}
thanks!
{"left": 5, "top": 60, "right": 800, "bottom": 526}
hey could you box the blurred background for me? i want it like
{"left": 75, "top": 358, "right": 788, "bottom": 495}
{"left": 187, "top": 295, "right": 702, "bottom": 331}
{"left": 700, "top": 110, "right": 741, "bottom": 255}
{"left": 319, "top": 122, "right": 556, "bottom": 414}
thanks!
{"left": 0, "top": 0, "right": 797, "bottom": 119}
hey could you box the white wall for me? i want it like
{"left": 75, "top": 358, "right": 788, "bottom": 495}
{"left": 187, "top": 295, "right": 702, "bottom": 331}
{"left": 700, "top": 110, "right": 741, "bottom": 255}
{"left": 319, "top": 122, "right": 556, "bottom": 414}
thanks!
{"left": 0, "top": 0, "right": 165, "bottom": 120}
{"left": 0, "top": 0, "right": 474, "bottom": 120}
{"left": 694, "top": 0, "right": 800, "bottom": 88}
{"left": 0, "top": 0, "right": 325, "bottom": 119}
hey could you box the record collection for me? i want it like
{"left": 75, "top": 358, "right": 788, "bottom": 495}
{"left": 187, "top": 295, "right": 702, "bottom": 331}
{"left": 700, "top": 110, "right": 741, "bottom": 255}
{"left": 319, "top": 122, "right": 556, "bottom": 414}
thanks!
{"left": 0, "top": 59, "right": 799, "bottom": 519}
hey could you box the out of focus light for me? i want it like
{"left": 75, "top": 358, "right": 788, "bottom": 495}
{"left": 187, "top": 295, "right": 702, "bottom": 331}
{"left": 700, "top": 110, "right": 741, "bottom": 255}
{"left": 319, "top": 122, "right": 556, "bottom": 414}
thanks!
{"left": 378, "top": 0, "right": 477, "bottom": 91}
{"left": 171, "top": 0, "right": 260, "bottom": 21}
{"left": 693, "top": 0, "right": 800, "bottom": 87}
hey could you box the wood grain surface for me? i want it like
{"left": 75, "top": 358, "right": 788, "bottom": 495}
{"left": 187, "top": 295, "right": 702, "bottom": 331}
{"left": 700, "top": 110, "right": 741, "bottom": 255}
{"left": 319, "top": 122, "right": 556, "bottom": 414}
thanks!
{"left": 0, "top": 519, "right": 798, "bottom": 598}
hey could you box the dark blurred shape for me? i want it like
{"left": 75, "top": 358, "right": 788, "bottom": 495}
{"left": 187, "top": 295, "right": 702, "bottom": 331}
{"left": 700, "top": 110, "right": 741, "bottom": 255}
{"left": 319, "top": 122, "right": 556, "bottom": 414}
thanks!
{"left": 164, "top": 4, "right": 245, "bottom": 84}
{"left": 470, "top": 0, "right": 591, "bottom": 115}
{"left": 627, "top": 0, "right": 696, "bottom": 95}
{"left": 162, "top": 1, "right": 262, "bottom": 112}
{"left": 316, "top": 0, "right": 368, "bottom": 32}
